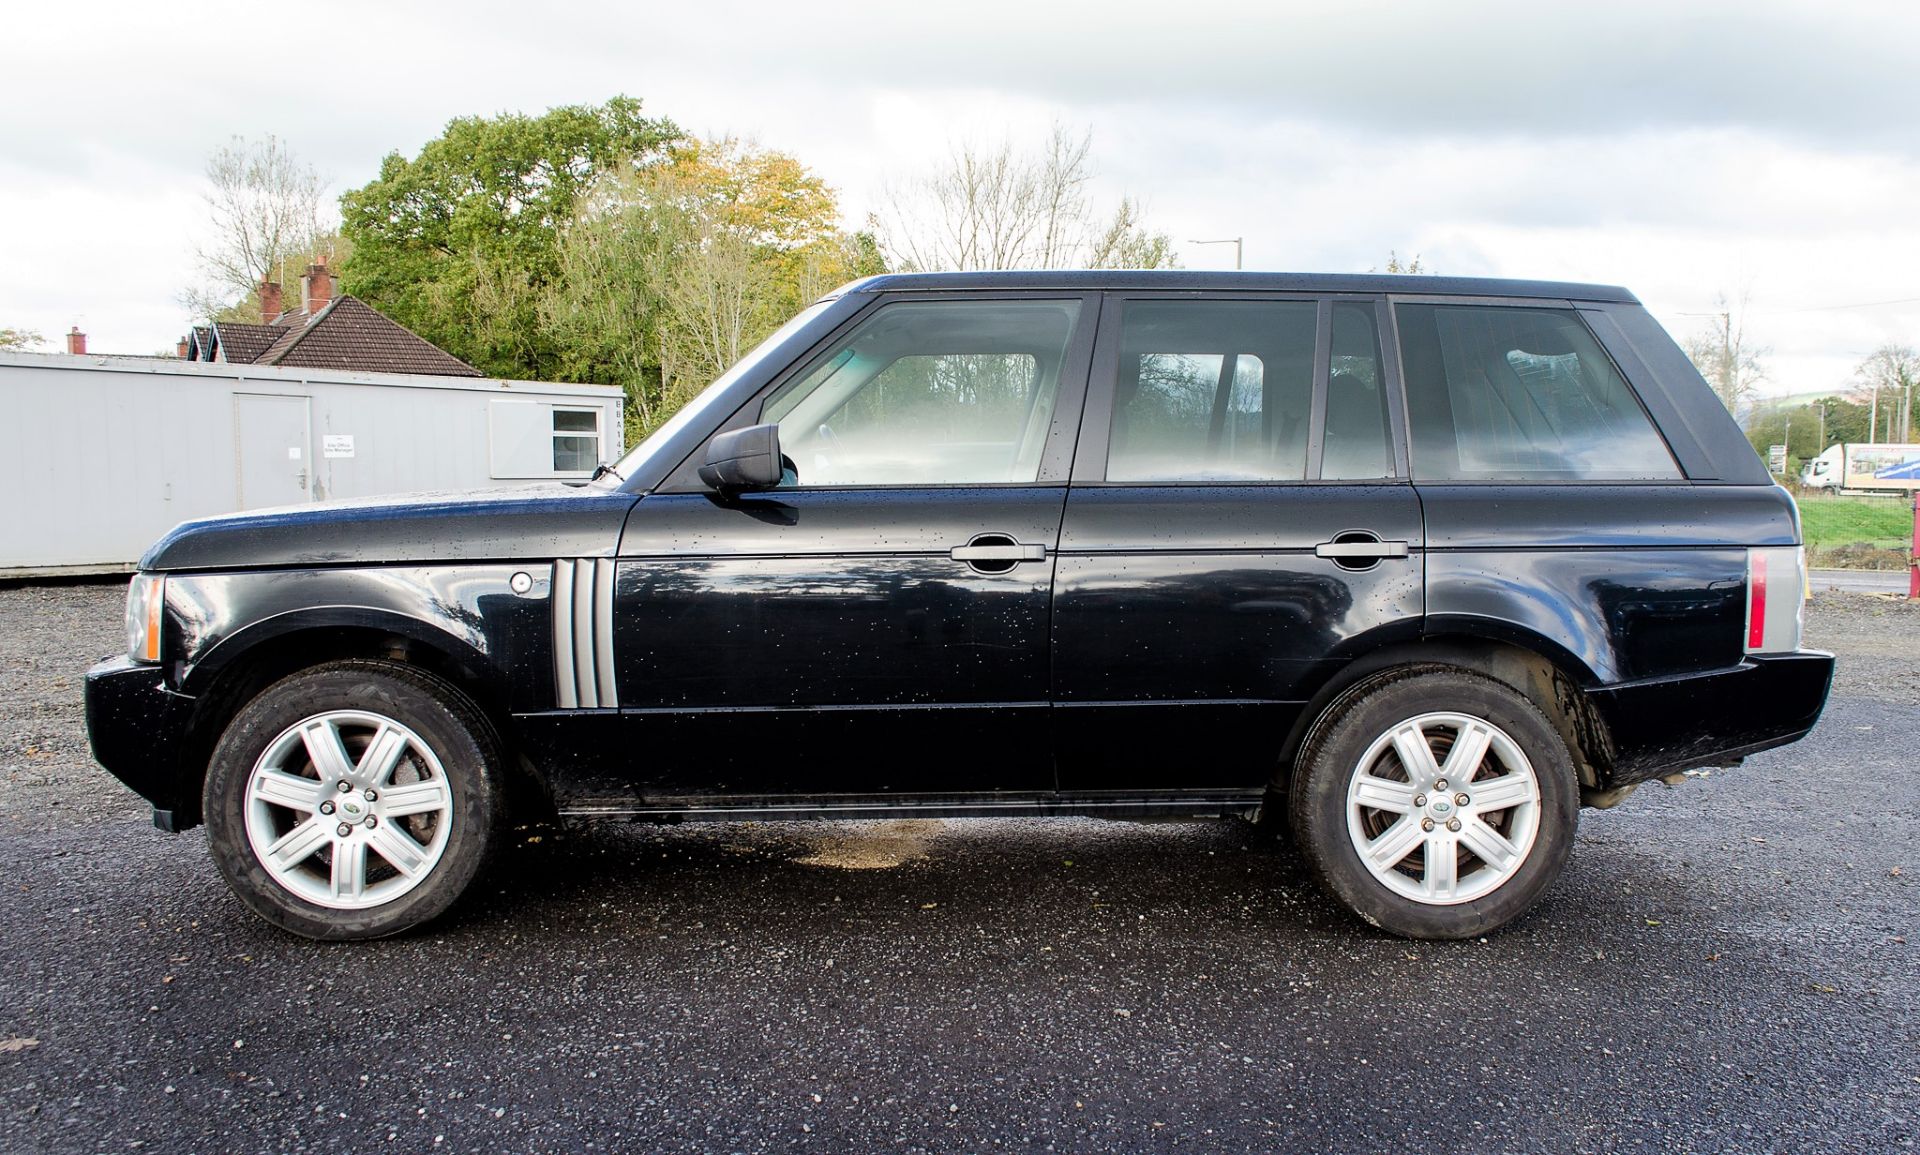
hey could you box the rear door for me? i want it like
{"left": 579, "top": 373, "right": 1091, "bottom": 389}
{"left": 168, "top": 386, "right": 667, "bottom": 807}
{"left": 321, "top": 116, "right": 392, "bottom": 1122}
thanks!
{"left": 1052, "top": 294, "right": 1425, "bottom": 795}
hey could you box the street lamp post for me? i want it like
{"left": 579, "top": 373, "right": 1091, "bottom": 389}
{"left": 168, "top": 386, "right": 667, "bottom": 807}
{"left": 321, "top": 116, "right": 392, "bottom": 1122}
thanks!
{"left": 1189, "top": 237, "right": 1243, "bottom": 270}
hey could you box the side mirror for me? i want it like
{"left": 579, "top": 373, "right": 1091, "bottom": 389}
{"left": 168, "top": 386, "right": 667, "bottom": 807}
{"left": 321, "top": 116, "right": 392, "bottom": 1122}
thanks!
{"left": 697, "top": 423, "right": 784, "bottom": 492}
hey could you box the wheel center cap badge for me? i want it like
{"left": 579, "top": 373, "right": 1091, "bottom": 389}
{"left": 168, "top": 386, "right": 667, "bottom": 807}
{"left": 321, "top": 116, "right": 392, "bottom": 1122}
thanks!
{"left": 1432, "top": 800, "right": 1452, "bottom": 815}
{"left": 343, "top": 800, "right": 363, "bottom": 817}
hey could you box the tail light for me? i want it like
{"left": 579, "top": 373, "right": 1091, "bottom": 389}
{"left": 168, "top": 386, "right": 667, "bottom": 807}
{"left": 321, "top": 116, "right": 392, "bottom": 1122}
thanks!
{"left": 1744, "top": 546, "right": 1804, "bottom": 655}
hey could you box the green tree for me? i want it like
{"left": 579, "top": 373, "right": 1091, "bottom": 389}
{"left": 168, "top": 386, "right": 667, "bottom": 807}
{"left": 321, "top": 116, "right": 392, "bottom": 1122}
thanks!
{"left": 1821, "top": 396, "right": 1873, "bottom": 445}
{"left": 0, "top": 326, "right": 44, "bottom": 351}
{"left": 1745, "top": 395, "right": 1873, "bottom": 474}
{"left": 1743, "top": 401, "right": 1825, "bottom": 469}
{"left": 340, "top": 96, "right": 683, "bottom": 380}
{"left": 541, "top": 138, "right": 883, "bottom": 440}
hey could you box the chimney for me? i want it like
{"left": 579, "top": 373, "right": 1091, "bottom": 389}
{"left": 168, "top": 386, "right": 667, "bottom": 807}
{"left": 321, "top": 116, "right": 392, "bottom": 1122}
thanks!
{"left": 301, "top": 259, "right": 332, "bottom": 316}
{"left": 66, "top": 327, "right": 86, "bottom": 355}
{"left": 177, "top": 337, "right": 190, "bottom": 359}
{"left": 260, "top": 280, "right": 283, "bottom": 324}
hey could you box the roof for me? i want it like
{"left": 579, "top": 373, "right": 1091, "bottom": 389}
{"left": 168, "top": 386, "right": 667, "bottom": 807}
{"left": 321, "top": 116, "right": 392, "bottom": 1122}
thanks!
{"left": 210, "top": 322, "right": 283, "bottom": 364}
{"left": 838, "top": 270, "right": 1640, "bottom": 303}
{"left": 196, "top": 295, "right": 481, "bottom": 377}
{"left": 0, "top": 349, "right": 617, "bottom": 397}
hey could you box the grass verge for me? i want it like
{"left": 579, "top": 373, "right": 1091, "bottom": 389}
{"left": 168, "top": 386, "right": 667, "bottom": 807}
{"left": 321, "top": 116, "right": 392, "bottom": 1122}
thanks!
{"left": 1799, "top": 493, "right": 1914, "bottom": 568}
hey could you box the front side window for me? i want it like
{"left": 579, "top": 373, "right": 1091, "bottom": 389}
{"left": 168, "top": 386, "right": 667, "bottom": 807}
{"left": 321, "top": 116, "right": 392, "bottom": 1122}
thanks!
{"left": 1106, "top": 300, "right": 1317, "bottom": 482}
{"left": 762, "top": 299, "right": 1081, "bottom": 487}
{"left": 1397, "top": 304, "right": 1680, "bottom": 480}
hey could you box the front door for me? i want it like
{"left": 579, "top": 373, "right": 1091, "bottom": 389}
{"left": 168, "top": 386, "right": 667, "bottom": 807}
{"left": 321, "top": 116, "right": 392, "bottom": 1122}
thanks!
{"left": 610, "top": 294, "right": 1097, "bottom": 802}
{"left": 233, "top": 393, "right": 311, "bottom": 508}
{"left": 1053, "top": 295, "right": 1426, "bottom": 794}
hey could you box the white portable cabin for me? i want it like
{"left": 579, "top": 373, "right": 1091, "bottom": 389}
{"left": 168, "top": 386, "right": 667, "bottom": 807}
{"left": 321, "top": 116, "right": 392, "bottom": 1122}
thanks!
{"left": 0, "top": 352, "right": 625, "bottom": 577}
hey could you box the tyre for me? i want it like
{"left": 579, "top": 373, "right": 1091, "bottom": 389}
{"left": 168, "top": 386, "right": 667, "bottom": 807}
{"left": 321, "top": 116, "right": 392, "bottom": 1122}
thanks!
{"left": 202, "top": 660, "right": 505, "bottom": 940}
{"left": 1289, "top": 666, "right": 1577, "bottom": 939}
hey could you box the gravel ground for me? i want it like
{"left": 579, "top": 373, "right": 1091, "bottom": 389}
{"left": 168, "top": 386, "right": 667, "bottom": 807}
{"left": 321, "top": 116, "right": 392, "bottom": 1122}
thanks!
{"left": 0, "top": 580, "right": 1914, "bottom": 1154}
{"left": 0, "top": 581, "right": 132, "bottom": 835}
{"left": 1805, "top": 591, "right": 1920, "bottom": 706}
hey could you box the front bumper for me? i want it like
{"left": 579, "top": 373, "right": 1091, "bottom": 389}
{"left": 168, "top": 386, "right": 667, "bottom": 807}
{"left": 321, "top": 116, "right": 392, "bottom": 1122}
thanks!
{"left": 1585, "top": 651, "right": 1836, "bottom": 788}
{"left": 83, "top": 656, "right": 198, "bottom": 830}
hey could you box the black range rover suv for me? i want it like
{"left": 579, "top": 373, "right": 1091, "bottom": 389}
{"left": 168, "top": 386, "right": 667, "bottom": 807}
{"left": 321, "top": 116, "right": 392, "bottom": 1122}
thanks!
{"left": 85, "top": 272, "right": 1834, "bottom": 940}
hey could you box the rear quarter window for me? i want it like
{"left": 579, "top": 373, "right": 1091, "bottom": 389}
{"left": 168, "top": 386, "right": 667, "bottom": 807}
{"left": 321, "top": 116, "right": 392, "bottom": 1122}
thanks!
{"left": 1397, "top": 304, "right": 1681, "bottom": 481}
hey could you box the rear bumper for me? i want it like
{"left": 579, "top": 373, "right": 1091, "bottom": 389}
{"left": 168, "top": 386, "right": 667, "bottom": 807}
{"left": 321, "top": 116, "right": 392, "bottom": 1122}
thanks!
{"left": 84, "top": 656, "right": 197, "bottom": 830}
{"left": 1585, "top": 651, "right": 1835, "bottom": 788}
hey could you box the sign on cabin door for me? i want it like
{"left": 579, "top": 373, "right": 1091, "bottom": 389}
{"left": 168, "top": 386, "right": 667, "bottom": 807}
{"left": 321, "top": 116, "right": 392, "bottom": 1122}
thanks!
{"left": 233, "top": 394, "right": 312, "bottom": 508}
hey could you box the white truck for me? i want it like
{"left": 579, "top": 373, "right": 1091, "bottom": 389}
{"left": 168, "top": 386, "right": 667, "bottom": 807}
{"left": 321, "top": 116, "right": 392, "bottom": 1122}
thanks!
{"left": 1799, "top": 442, "right": 1920, "bottom": 494}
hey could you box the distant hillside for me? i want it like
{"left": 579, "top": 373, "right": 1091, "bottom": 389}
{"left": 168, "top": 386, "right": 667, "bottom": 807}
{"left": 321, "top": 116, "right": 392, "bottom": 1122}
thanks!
{"left": 1749, "top": 388, "right": 1863, "bottom": 414}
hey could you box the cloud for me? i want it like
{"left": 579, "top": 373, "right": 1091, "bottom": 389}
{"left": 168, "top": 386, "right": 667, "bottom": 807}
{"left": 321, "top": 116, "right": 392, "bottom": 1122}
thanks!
{"left": 1, "top": 0, "right": 1915, "bottom": 398}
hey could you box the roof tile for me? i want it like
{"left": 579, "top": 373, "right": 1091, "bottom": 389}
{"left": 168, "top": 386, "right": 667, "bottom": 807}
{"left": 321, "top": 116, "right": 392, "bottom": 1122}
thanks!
{"left": 210, "top": 322, "right": 283, "bottom": 364}
{"left": 254, "top": 296, "right": 481, "bottom": 378}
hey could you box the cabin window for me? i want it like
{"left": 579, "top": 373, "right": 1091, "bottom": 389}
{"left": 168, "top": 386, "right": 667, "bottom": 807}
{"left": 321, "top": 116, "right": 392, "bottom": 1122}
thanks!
{"left": 490, "top": 401, "right": 605, "bottom": 478}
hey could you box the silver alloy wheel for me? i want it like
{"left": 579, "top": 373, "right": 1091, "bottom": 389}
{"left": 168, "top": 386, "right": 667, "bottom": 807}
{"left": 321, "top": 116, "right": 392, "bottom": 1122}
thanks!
{"left": 1344, "top": 711, "right": 1542, "bottom": 906}
{"left": 242, "top": 710, "right": 455, "bottom": 910}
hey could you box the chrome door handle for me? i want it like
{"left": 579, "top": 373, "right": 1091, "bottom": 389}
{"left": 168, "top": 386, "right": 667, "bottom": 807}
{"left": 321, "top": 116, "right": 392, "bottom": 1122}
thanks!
{"left": 1314, "top": 539, "right": 1410, "bottom": 560}
{"left": 950, "top": 541, "right": 1047, "bottom": 563}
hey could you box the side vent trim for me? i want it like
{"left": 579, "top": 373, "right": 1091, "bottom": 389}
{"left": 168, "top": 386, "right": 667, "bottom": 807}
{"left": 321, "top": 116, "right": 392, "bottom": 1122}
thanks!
{"left": 552, "top": 559, "right": 619, "bottom": 709}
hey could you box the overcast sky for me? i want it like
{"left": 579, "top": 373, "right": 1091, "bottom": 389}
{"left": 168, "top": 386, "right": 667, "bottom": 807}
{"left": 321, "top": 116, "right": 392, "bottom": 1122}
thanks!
{"left": 5, "top": 0, "right": 1917, "bottom": 397}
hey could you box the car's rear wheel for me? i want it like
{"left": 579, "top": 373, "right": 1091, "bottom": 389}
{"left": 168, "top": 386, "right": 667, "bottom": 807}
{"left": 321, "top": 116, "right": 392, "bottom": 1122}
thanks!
{"left": 1290, "top": 666, "right": 1577, "bottom": 939}
{"left": 203, "top": 660, "right": 503, "bottom": 940}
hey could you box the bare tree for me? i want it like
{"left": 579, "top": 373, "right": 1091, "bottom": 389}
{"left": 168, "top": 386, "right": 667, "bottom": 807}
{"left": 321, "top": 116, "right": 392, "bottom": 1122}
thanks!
{"left": 1854, "top": 343, "right": 1919, "bottom": 443}
{"left": 872, "top": 124, "right": 1175, "bottom": 271}
{"left": 184, "top": 135, "right": 329, "bottom": 317}
{"left": 1683, "top": 292, "right": 1768, "bottom": 415}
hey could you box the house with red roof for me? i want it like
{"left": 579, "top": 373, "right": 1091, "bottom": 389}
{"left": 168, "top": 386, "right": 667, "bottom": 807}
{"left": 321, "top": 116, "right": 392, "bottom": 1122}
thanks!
{"left": 181, "top": 260, "right": 479, "bottom": 378}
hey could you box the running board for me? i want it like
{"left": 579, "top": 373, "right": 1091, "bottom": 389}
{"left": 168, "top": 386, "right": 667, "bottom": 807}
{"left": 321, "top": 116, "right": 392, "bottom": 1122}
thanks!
{"left": 556, "top": 792, "right": 1267, "bottom": 823}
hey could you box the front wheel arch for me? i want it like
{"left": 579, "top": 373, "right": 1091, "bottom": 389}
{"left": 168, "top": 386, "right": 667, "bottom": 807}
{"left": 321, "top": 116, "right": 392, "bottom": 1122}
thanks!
{"left": 170, "top": 622, "right": 519, "bottom": 832}
{"left": 202, "top": 658, "right": 507, "bottom": 939}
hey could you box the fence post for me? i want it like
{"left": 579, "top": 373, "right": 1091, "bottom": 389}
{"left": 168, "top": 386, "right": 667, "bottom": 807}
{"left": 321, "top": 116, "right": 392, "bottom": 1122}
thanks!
{"left": 1911, "top": 490, "right": 1919, "bottom": 600}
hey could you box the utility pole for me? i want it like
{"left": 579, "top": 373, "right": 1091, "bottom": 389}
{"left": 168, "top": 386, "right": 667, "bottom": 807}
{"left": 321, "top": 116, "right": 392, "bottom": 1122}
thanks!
{"left": 1189, "top": 237, "right": 1243, "bottom": 270}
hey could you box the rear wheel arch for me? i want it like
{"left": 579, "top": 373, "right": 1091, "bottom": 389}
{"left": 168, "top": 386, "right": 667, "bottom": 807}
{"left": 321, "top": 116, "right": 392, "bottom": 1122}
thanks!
{"left": 1276, "top": 633, "right": 1613, "bottom": 792}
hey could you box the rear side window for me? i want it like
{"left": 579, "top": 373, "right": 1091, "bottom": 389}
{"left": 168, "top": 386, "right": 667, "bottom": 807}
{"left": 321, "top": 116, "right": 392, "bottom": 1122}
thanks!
{"left": 1107, "top": 300, "right": 1317, "bottom": 482}
{"left": 1323, "top": 302, "right": 1393, "bottom": 481}
{"left": 1397, "top": 304, "right": 1680, "bottom": 481}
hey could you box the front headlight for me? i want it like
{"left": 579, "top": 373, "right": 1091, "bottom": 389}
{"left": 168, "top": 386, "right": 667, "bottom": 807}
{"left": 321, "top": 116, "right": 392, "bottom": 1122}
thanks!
{"left": 125, "top": 573, "right": 165, "bottom": 664}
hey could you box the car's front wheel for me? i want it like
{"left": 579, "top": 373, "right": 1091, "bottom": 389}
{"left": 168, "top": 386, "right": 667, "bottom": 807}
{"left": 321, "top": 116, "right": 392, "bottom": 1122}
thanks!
{"left": 1290, "top": 666, "right": 1578, "bottom": 939}
{"left": 203, "top": 660, "right": 504, "bottom": 940}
